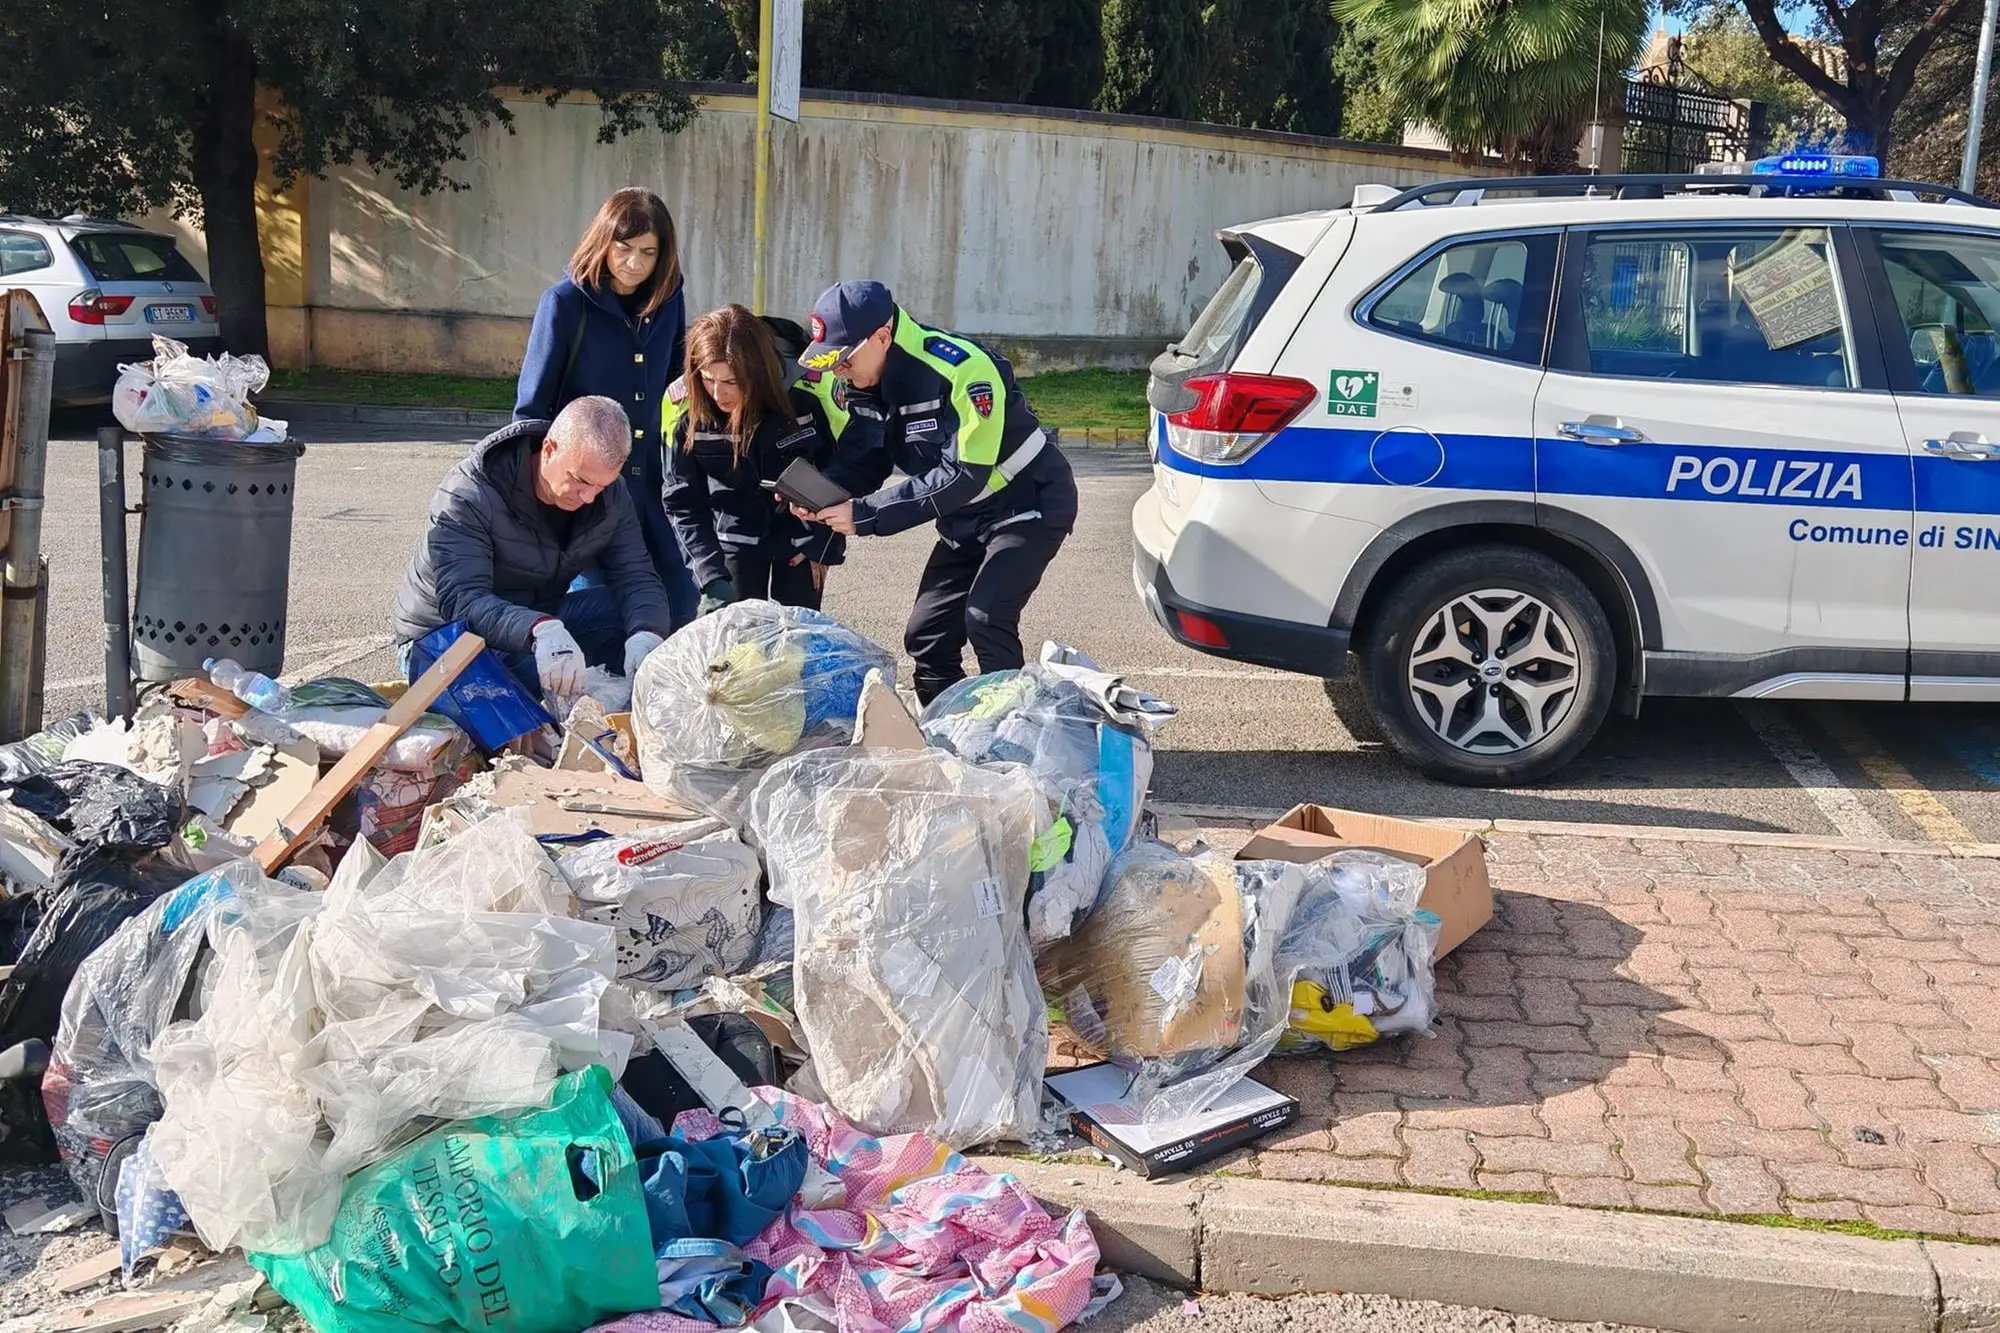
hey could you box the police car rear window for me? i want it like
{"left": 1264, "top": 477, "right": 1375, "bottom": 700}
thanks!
{"left": 1180, "top": 255, "right": 1262, "bottom": 363}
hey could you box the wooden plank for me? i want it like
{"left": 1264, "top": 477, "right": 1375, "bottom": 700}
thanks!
{"left": 20, "top": 1290, "right": 204, "bottom": 1333}
{"left": 50, "top": 1247, "right": 122, "bottom": 1295}
{"left": 253, "top": 632, "right": 484, "bottom": 872}
{"left": 165, "top": 678, "right": 249, "bottom": 720}
{"left": 0, "top": 291, "right": 52, "bottom": 556}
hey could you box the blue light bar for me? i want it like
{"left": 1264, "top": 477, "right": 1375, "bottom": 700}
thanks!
{"left": 1749, "top": 153, "right": 1881, "bottom": 179}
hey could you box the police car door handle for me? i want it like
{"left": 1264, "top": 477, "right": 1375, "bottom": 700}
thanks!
{"left": 1558, "top": 418, "right": 1647, "bottom": 446}
{"left": 1922, "top": 432, "right": 2000, "bottom": 461}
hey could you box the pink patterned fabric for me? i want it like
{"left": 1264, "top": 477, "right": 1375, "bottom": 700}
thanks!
{"left": 590, "top": 1091, "right": 1101, "bottom": 1333}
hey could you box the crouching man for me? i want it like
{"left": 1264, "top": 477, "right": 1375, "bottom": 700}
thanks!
{"left": 391, "top": 395, "right": 673, "bottom": 707}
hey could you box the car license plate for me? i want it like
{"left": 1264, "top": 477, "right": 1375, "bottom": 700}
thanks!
{"left": 146, "top": 304, "right": 194, "bottom": 324}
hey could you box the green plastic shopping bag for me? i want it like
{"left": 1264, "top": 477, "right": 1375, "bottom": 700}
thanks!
{"left": 250, "top": 1066, "right": 660, "bottom": 1333}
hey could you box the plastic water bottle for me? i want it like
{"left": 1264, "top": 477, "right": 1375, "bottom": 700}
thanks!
{"left": 205, "top": 657, "right": 293, "bottom": 715}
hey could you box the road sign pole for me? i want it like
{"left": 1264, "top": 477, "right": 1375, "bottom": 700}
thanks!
{"left": 1963, "top": 0, "right": 2000, "bottom": 195}
{"left": 752, "top": 0, "right": 774, "bottom": 315}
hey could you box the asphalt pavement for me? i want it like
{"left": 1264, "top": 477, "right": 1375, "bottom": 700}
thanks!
{"left": 36, "top": 409, "right": 2000, "bottom": 844}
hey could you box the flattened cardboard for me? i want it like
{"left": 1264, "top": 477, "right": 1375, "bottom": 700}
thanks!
{"left": 483, "top": 758, "right": 698, "bottom": 837}
{"left": 1236, "top": 804, "right": 1492, "bottom": 957}
{"left": 853, "top": 670, "right": 926, "bottom": 751}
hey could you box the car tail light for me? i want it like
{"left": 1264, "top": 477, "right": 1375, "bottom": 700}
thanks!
{"left": 1174, "top": 609, "right": 1231, "bottom": 649}
{"left": 1164, "top": 372, "right": 1318, "bottom": 464}
{"left": 67, "top": 290, "right": 134, "bottom": 325}
{"left": 200, "top": 296, "right": 218, "bottom": 317}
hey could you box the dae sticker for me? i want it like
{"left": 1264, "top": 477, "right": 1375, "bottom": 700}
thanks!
{"left": 1328, "top": 370, "right": 1380, "bottom": 418}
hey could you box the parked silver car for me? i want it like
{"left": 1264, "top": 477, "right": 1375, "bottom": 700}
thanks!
{"left": 0, "top": 215, "right": 222, "bottom": 405}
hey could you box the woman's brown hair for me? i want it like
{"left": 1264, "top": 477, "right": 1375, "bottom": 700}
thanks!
{"left": 683, "top": 305, "right": 793, "bottom": 464}
{"left": 567, "top": 188, "right": 681, "bottom": 317}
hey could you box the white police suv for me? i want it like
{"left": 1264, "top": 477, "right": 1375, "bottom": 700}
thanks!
{"left": 1131, "top": 156, "right": 2000, "bottom": 785}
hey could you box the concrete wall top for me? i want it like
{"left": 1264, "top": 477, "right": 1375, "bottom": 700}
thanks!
{"left": 305, "top": 87, "right": 1497, "bottom": 342}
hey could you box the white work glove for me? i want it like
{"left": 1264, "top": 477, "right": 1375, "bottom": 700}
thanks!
{"left": 624, "top": 631, "right": 665, "bottom": 680}
{"left": 531, "top": 619, "right": 586, "bottom": 704}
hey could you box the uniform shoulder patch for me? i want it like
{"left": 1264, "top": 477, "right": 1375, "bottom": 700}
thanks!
{"left": 967, "top": 381, "right": 996, "bottom": 418}
{"left": 667, "top": 376, "right": 689, "bottom": 404}
{"left": 923, "top": 335, "right": 971, "bottom": 366}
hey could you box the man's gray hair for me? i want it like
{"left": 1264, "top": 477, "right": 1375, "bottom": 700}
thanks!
{"left": 550, "top": 396, "right": 633, "bottom": 465}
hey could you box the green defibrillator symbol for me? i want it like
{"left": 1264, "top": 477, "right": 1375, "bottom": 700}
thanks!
{"left": 1328, "top": 370, "right": 1380, "bottom": 418}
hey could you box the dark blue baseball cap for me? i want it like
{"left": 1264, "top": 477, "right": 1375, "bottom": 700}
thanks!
{"left": 800, "top": 280, "right": 896, "bottom": 369}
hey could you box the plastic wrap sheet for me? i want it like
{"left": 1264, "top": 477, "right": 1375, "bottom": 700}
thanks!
{"left": 1274, "top": 851, "right": 1442, "bottom": 1053}
{"left": 144, "top": 812, "right": 628, "bottom": 1256}
{"left": 634, "top": 601, "right": 895, "bottom": 821}
{"left": 558, "top": 820, "right": 764, "bottom": 992}
{"left": 1037, "top": 843, "right": 1303, "bottom": 1123}
{"left": 921, "top": 643, "right": 1174, "bottom": 947}
{"left": 42, "top": 864, "right": 260, "bottom": 1213}
{"left": 746, "top": 747, "right": 1047, "bottom": 1147}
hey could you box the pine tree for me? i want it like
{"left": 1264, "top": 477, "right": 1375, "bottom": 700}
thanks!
{"left": 1097, "top": 0, "right": 1205, "bottom": 119}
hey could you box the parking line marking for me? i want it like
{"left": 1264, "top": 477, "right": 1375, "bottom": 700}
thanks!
{"left": 1812, "top": 706, "right": 1976, "bottom": 844}
{"left": 281, "top": 634, "right": 394, "bottom": 685}
{"left": 1735, "top": 702, "right": 1891, "bottom": 843}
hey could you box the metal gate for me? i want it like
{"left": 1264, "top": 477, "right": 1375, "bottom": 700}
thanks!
{"left": 1621, "top": 38, "right": 1767, "bottom": 173}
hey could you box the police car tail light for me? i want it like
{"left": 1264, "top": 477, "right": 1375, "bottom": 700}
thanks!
{"left": 1166, "top": 373, "right": 1318, "bottom": 464}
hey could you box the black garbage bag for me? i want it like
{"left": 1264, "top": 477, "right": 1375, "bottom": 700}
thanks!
{"left": 0, "top": 851, "right": 192, "bottom": 1167}
{"left": 0, "top": 714, "right": 96, "bottom": 784}
{"left": 3, "top": 761, "right": 184, "bottom": 858}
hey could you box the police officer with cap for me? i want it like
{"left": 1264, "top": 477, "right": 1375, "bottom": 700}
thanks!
{"left": 796, "top": 280, "right": 1078, "bottom": 704}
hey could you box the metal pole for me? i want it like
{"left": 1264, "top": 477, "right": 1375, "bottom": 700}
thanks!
{"left": 0, "top": 328, "right": 53, "bottom": 742}
{"left": 1964, "top": 0, "right": 2000, "bottom": 195}
{"left": 751, "top": 0, "right": 774, "bottom": 314}
{"left": 97, "top": 425, "right": 134, "bottom": 721}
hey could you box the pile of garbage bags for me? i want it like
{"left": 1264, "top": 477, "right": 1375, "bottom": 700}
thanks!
{"left": 0, "top": 596, "right": 1457, "bottom": 1333}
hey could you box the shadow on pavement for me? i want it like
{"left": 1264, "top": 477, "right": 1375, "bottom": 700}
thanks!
{"left": 1257, "top": 893, "right": 1687, "bottom": 1136}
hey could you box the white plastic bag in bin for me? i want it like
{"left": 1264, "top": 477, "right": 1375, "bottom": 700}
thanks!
{"left": 112, "top": 335, "right": 271, "bottom": 439}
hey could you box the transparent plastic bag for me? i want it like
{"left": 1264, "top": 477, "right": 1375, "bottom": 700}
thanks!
{"left": 922, "top": 644, "right": 1174, "bottom": 947}
{"left": 1274, "top": 851, "right": 1442, "bottom": 1053}
{"left": 633, "top": 600, "right": 896, "bottom": 820}
{"left": 556, "top": 819, "right": 764, "bottom": 992}
{"left": 747, "top": 747, "right": 1047, "bottom": 1147}
{"left": 112, "top": 336, "right": 270, "bottom": 439}
{"left": 146, "top": 813, "right": 625, "bottom": 1255}
{"left": 42, "top": 863, "right": 263, "bottom": 1215}
{"left": 1037, "top": 844, "right": 1303, "bottom": 1123}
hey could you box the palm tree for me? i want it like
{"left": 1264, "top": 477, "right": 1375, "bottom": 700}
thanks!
{"left": 1334, "top": 0, "right": 1650, "bottom": 171}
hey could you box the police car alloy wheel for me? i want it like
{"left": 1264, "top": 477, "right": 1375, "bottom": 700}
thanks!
{"left": 1357, "top": 545, "right": 1616, "bottom": 786}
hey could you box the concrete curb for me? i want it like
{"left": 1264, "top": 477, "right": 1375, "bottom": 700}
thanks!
{"left": 1149, "top": 802, "right": 2000, "bottom": 860}
{"left": 992, "top": 1161, "right": 1998, "bottom": 1332}
{"left": 259, "top": 401, "right": 1155, "bottom": 445}
{"left": 261, "top": 398, "right": 512, "bottom": 430}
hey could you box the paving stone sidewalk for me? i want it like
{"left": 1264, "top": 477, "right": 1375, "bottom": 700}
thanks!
{"left": 1219, "top": 831, "right": 2000, "bottom": 1241}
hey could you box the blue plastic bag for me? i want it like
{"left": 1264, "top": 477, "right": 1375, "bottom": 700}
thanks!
{"left": 409, "top": 621, "right": 554, "bottom": 752}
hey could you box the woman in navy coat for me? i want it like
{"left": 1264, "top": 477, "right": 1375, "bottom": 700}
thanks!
{"left": 515, "top": 187, "right": 699, "bottom": 629}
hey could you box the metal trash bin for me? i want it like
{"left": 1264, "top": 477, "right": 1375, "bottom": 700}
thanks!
{"left": 130, "top": 432, "right": 305, "bottom": 683}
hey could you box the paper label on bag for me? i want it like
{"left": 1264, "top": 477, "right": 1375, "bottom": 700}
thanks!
{"left": 1148, "top": 952, "right": 1205, "bottom": 1016}
{"left": 973, "top": 878, "right": 1004, "bottom": 919}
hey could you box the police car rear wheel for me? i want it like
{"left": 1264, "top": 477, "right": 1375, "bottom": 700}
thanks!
{"left": 1359, "top": 546, "right": 1615, "bottom": 785}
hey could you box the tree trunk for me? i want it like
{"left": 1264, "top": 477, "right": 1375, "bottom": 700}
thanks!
{"left": 189, "top": 15, "right": 268, "bottom": 359}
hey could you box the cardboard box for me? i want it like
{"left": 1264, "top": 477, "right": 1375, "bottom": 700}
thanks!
{"left": 1048, "top": 1063, "right": 1299, "bottom": 1179}
{"left": 1235, "top": 805, "right": 1492, "bottom": 957}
